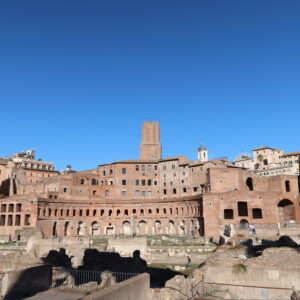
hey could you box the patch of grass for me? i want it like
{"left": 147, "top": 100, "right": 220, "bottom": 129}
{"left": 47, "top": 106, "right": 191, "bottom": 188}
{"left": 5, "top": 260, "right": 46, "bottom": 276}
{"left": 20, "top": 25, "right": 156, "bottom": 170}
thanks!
{"left": 232, "top": 263, "right": 247, "bottom": 274}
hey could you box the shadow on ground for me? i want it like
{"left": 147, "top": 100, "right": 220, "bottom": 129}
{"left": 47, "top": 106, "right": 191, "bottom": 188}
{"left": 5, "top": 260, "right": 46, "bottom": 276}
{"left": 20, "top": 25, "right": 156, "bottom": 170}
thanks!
{"left": 4, "top": 248, "right": 182, "bottom": 299}
{"left": 240, "top": 235, "right": 300, "bottom": 257}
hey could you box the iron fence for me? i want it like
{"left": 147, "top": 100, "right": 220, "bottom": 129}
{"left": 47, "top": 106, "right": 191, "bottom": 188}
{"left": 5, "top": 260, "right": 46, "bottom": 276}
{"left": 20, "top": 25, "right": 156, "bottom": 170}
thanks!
{"left": 52, "top": 268, "right": 138, "bottom": 291}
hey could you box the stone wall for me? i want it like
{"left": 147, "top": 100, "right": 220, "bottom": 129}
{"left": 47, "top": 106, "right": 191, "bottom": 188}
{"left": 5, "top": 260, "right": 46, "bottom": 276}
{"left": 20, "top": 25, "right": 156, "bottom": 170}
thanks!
{"left": 202, "top": 266, "right": 297, "bottom": 300}
{"left": 0, "top": 265, "right": 52, "bottom": 299}
{"left": 82, "top": 273, "right": 150, "bottom": 300}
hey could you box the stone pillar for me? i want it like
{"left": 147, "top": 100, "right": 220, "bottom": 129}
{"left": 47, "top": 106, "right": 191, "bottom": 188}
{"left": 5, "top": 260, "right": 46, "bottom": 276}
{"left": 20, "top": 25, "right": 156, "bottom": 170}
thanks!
{"left": 9, "top": 175, "right": 14, "bottom": 197}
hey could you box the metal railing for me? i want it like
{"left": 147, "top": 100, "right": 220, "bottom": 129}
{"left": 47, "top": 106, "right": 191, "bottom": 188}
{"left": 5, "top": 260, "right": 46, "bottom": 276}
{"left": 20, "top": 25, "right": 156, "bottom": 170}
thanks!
{"left": 52, "top": 268, "right": 138, "bottom": 291}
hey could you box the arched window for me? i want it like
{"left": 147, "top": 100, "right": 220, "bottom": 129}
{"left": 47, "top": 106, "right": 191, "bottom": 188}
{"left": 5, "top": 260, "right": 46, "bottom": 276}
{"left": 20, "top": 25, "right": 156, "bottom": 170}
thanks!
{"left": 92, "top": 178, "right": 98, "bottom": 185}
{"left": 246, "top": 178, "right": 254, "bottom": 191}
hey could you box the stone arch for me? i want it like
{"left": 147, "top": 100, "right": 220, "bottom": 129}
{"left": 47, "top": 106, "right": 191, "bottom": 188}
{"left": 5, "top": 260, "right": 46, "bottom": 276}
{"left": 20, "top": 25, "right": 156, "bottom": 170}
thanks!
{"left": 179, "top": 220, "right": 185, "bottom": 236}
{"left": 100, "top": 209, "right": 104, "bottom": 216}
{"left": 77, "top": 221, "right": 85, "bottom": 236}
{"left": 138, "top": 220, "right": 147, "bottom": 234}
{"left": 91, "top": 221, "right": 100, "bottom": 236}
{"left": 155, "top": 220, "right": 162, "bottom": 234}
{"left": 239, "top": 219, "right": 249, "bottom": 230}
{"left": 168, "top": 220, "right": 175, "bottom": 234}
{"left": 140, "top": 209, "right": 144, "bottom": 216}
{"left": 64, "top": 221, "right": 70, "bottom": 236}
{"left": 277, "top": 199, "right": 295, "bottom": 222}
{"left": 246, "top": 177, "right": 254, "bottom": 191}
{"left": 106, "top": 225, "right": 115, "bottom": 235}
{"left": 122, "top": 221, "right": 131, "bottom": 235}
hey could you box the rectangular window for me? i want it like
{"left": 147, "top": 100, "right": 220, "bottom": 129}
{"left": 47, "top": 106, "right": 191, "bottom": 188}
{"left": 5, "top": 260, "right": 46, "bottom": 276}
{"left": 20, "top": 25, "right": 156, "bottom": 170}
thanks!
{"left": 122, "top": 191, "right": 126, "bottom": 197}
{"left": 15, "top": 215, "right": 21, "bottom": 226}
{"left": 173, "top": 188, "right": 176, "bottom": 194}
{"left": 154, "top": 165, "right": 157, "bottom": 170}
{"left": 8, "top": 215, "right": 13, "bottom": 226}
{"left": 135, "top": 179, "right": 139, "bottom": 186}
{"left": 154, "top": 180, "right": 158, "bottom": 186}
{"left": 172, "top": 165, "right": 175, "bottom": 169}
{"left": 63, "top": 188, "right": 67, "bottom": 193}
{"left": 135, "top": 190, "right": 140, "bottom": 197}
{"left": 183, "top": 187, "right": 187, "bottom": 193}
{"left": 147, "top": 179, "right": 152, "bottom": 185}
{"left": 135, "top": 165, "right": 139, "bottom": 171}
{"left": 142, "top": 180, "right": 146, "bottom": 186}
{"left": 24, "top": 214, "right": 30, "bottom": 226}
{"left": 142, "top": 165, "right": 145, "bottom": 171}
{"left": 141, "top": 191, "right": 146, "bottom": 197}
{"left": 122, "top": 180, "right": 126, "bottom": 185}
{"left": 0, "top": 215, "right": 5, "bottom": 226}
{"left": 163, "top": 189, "right": 167, "bottom": 195}
{"left": 148, "top": 191, "right": 152, "bottom": 197}
{"left": 147, "top": 165, "right": 151, "bottom": 170}
{"left": 16, "top": 204, "right": 21, "bottom": 212}
{"left": 110, "top": 169, "right": 113, "bottom": 175}
{"left": 163, "top": 166, "right": 166, "bottom": 170}
{"left": 105, "top": 190, "right": 109, "bottom": 196}
{"left": 103, "top": 170, "right": 106, "bottom": 176}
{"left": 193, "top": 187, "right": 198, "bottom": 192}
{"left": 122, "top": 168, "right": 126, "bottom": 174}
{"left": 224, "top": 209, "right": 234, "bottom": 219}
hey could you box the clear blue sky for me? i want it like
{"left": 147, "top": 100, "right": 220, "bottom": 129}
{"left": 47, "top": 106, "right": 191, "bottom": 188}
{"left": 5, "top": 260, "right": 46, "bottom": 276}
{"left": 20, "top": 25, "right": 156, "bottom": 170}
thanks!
{"left": 0, "top": 1, "right": 299, "bottom": 171}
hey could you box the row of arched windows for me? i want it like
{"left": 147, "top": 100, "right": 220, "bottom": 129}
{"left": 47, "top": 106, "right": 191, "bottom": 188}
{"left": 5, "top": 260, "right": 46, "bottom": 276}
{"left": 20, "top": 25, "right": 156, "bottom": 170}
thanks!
{"left": 38, "top": 205, "right": 200, "bottom": 218}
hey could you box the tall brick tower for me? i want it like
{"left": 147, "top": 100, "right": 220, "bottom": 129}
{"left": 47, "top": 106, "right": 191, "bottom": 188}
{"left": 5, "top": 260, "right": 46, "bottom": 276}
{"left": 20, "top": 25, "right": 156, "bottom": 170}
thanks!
{"left": 140, "top": 121, "right": 162, "bottom": 160}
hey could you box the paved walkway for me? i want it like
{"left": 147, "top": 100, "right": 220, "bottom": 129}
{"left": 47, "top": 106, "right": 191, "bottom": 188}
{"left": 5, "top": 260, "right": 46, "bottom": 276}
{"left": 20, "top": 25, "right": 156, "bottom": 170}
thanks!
{"left": 26, "top": 289, "right": 86, "bottom": 300}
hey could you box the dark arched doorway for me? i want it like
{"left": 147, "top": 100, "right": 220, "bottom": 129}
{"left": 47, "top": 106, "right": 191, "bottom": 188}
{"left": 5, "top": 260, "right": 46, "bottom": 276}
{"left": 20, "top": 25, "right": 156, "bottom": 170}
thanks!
{"left": 277, "top": 199, "right": 295, "bottom": 222}
{"left": 53, "top": 221, "right": 57, "bottom": 236}
{"left": 239, "top": 219, "right": 249, "bottom": 230}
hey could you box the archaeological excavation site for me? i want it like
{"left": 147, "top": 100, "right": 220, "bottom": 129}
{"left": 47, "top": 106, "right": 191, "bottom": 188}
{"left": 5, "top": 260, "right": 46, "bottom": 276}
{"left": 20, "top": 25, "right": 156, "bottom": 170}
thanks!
{"left": 0, "top": 122, "right": 299, "bottom": 300}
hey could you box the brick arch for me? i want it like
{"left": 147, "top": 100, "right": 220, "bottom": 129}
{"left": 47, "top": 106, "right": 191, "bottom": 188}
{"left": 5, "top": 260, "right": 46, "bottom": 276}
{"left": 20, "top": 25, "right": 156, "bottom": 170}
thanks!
{"left": 277, "top": 199, "right": 295, "bottom": 222}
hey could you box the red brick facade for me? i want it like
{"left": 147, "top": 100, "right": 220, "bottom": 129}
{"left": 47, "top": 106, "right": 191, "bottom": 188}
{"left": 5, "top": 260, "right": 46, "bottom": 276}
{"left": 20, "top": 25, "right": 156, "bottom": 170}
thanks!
{"left": 0, "top": 122, "right": 299, "bottom": 239}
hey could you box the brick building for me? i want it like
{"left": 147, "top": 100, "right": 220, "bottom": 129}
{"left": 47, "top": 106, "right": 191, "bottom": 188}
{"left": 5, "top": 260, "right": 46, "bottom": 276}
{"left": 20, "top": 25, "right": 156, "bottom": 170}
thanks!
{"left": 0, "top": 121, "right": 299, "bottom": 239}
